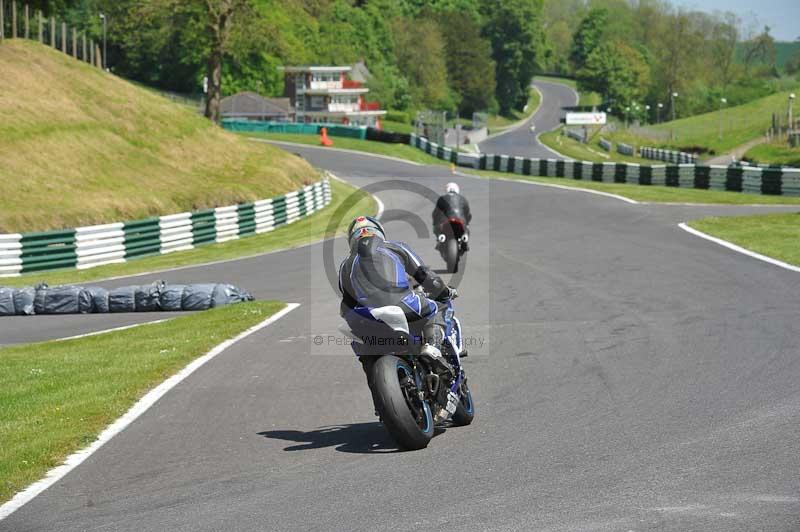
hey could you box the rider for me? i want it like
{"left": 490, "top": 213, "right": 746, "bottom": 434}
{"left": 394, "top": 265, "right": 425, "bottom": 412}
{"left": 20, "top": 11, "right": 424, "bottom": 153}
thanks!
{"left": 432, "top": 182, "right": 471, "bottom": 250}
{"left": 338, "top": 215, "right": 456, "bottom": 375}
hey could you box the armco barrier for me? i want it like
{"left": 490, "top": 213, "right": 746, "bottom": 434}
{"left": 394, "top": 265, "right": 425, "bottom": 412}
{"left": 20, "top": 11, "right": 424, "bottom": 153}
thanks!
{"left": 617, "top": 143, "right": 635, "bottom": 157}
{"left": 407, "top": 133, "right": 800, "bottom": 198}
{"left": 0, "top": 179, "right": 331, "bottom": 277}
{"left": 640, "top": 146, "right": 697, "bottom": 164}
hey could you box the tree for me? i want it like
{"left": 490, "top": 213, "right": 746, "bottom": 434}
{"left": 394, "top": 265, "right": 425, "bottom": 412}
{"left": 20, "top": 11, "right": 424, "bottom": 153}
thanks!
{"left": 569, "top": 8, "right": 608, "bottom": 72}
{"left": 436, "top": 9, "right": 496, "bottom": 115}
{"left": 708, "top": 12, "right": 740, "bottom": 88}
{"left": 741, "top": 26, "right": 777, "bottom": 75}
{"left": 786, "top": 50, "right": 800, "bottom": 76}
{"left": 201, "top": 0, "right": 255, "bottom": 122}
{"left": 392, "top": 15, "right": 452, "bottom": 109}
{"left": 481, "top": 0, "right": 547, "bottom": 115}
{"left": 577, "top": 40, "right": 650, "bottom": 108}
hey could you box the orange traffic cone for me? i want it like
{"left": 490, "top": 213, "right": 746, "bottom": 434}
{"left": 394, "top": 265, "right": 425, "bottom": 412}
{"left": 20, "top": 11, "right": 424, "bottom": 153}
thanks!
{"left": 320, "top": 127, "right": 333, "bottom": 147}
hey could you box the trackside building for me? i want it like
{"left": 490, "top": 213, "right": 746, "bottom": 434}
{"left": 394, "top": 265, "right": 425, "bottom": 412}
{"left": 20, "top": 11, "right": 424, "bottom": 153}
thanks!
{"left": 280, "top": 66, "right": 386, "bottom": 127}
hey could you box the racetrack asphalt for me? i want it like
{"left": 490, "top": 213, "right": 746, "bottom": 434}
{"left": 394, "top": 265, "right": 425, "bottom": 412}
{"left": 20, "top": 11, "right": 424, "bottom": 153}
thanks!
{"left": 478, "top": 80, "right": 578, "bottom": 159}
{"left": 2, "top": 145, "right": 800, "bottom": 531}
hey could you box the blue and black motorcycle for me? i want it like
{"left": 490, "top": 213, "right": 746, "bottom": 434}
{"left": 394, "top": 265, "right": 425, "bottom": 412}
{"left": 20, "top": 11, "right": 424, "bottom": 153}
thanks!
{"left": 339, "top": 288, "right": 474, "bottom": 450}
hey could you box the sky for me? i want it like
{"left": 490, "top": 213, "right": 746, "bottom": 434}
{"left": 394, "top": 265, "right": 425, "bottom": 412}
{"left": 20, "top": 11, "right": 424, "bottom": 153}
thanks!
{"left": 672, "top": 0, "right": 800, "bottom": 41}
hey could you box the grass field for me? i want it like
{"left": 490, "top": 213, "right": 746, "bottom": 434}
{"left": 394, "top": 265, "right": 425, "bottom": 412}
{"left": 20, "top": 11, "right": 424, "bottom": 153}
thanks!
{"left": 0, "top": 40, "right": 317, "bottom": 233}
{"left": 539, "top": 127, "right": 652, "bottom": 164}
{"left": 606, "top": 88, "right": 800, "bottom": 156}
{"left": 690, "top": 213, "right": 800, "bottom": 267}
{"left": 0, "top": 300, "right": 285, "bottom": 504}
{"left": 473, "top": 170, "right": 800, "bottom": 205}
{"left": 381, "top": 119, "right": 415, "bottom": 134}
{"left": 244, "top": 132, "right": 448, "bottom": 165}
{"left": 744, "top": 141, "right": 800, "bottom": 167}
{"left": 0, "top": 178, "right": 375, "bottom": 288}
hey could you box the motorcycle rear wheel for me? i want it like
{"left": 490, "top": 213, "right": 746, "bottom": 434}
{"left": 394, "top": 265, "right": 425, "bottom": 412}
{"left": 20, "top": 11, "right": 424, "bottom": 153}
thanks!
{"left": 370, "top": 355, "right": 434, "bottom": 450}
{"left": 444, "top": 237, "right": 459, "bottom": 273}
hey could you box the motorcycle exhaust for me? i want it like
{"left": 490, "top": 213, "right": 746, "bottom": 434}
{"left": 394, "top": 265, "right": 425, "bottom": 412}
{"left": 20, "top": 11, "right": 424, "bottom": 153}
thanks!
{"left": 423, "top": 373, "right": 440, "bottom": 396}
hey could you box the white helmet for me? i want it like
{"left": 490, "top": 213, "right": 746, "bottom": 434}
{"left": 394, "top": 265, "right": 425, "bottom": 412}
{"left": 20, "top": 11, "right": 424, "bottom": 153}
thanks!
{"left": 445, "top": 182, "right": 460, "bottom": 194}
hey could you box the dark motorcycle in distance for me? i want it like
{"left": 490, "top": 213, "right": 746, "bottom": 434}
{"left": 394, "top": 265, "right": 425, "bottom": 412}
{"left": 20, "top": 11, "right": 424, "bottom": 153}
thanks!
{"left": 436, "top": 217, "right": 468, "bottom": 273}
{"left": 339, "top": 288, "right": 474, "bottom": 450}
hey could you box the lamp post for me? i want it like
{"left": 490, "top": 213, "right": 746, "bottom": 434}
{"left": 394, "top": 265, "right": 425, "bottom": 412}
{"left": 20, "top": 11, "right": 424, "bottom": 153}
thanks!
{"left": 644, "top": 105, "right": 650, "bottom": 125}
{"left": 671, "top": 92, "right": 678, "bottom": 122}
{"left": 657, "top": 102, "right": 663, "bottom": 124}
{"left": 718, "top": 97, "right": 727, "bottom": 140}
{"left": 625, "top": 106, "right": 630, "bottom": 128}
{"left": 790, "top": 93, "right": 796, "bottom": 134}
{"left": 99, "top": 13, "right": 106, "bottom": 70}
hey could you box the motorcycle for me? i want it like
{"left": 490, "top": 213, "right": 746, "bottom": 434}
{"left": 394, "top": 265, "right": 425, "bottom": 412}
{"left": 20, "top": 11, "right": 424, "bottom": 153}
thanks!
{"left": 436, "top": 217, "right": 468, "bottom": 273}
{"left": 339, "top": 288, "right": 474, "bottom": 450}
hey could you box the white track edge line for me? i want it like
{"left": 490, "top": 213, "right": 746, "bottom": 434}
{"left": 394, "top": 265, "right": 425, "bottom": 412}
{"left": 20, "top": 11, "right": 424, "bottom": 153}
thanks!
{"left": 54, "top": 319, "right": 171, "bottom": 342}
{"left": 455, "top": 171, "right": 639, "bottom": 205}
{"left": 0, "top": 302, "right": 300, "bottom": 521}
{"left": 678, "top": 223, "right": 800, "bottom": 273}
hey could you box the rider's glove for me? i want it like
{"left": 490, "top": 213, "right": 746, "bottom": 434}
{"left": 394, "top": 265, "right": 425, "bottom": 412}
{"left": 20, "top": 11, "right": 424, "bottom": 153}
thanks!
{"left": 436, "top": 286, "right": 457, "bottom": 301}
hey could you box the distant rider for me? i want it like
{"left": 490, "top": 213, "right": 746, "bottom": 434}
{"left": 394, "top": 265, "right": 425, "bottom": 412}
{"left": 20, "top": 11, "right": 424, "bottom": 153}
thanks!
{"left": 338, "top": 216, "right": 456, "bottom": 374}
{"left": 432, "top": 182, "right": 471, "bottom": 250}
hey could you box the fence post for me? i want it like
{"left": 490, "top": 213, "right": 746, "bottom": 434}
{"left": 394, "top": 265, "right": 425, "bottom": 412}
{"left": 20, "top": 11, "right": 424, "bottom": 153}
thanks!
{"left": 37, "top": 9, "right": 41, "bottom": 42}
{"left": 0, "top": 0, "right": 5, "bottom": 41}
{"left": 71, "top": 27, "right": 76, "bottom": 57}
{"left": 81, "top": 33, "right": 85, "bottom": 60}
{"left": 89, "top": 39, "right": 94, "bottom": 64}
{"left": 95, "top": 43, "right": 101, "bottom": 68}
{"left": 11, "top": 1, "right": 17, "bottom": 38}
{"left": 23, "top": 3, "right": 28, "bottom": 38}
{"left": 49, "top": 15, "right": 54, "bottom": 47}
{"left": 60, "top": 21, "right": 65, "bottom": 51}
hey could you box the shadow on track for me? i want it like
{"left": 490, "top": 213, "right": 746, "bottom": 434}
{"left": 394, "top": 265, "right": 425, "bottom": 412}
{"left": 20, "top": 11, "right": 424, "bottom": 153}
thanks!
{"left": 258, "top": 423, "right": 403, "bottom": 454}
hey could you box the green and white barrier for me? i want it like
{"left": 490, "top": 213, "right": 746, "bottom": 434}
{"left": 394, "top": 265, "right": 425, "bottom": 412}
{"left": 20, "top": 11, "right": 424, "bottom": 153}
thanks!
{"left": 0, "top": 178, "right": 331, "bottom": 277}
{"left": 408, "top": 133, "right": 800, "bottom": 198}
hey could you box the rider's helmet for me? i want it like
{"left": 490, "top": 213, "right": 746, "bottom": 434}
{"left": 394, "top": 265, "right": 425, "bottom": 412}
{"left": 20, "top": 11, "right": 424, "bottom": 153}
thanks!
{"left": 347, "top": 215, "right": 386, "bottom": 247}
{"left": 445, "top": 182, "right": 460, "bottom": 194}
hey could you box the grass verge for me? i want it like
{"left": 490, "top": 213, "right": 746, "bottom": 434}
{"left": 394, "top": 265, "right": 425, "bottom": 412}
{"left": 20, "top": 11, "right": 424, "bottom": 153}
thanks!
{"left": 244, "top": 132, "right": 448, "bottom": 166}
{"left": 487, "top": 88, "right": 542, "bottom": 131}
{"left": 0, "top": 178, "right": 376, "bottom": 288}
{"left": 470, "top": 170, "right": 800, "bottom": 205}
{"left": 0, "top": 40, "right": 317, "bottom": 233}
{"left": 539, "top": 127, "right": 652, "bottom": 164}
{"left": 743, "top": 142, "right": 800, "bottom": 167}
{"left": 689, "top": 213, "right": 800, "bottom": 266}
{"left": 0, "top": 300, "right": 285, "bottom": 504}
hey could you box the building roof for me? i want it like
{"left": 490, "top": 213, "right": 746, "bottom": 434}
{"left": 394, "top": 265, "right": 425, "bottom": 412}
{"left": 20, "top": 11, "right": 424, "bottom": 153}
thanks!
{"left": 350, "top": 60, "right": 371, "bottom": 83}
{"left": 279, "top": 66, "right": 352, "bottom": 73}
{"left": 220, "top": 92, "right": 292, "bottom": 117}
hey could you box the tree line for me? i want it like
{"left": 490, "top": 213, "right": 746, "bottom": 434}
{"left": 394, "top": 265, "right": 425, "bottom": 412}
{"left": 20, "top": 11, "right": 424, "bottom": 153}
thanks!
{"left": 20, "top": 0, "right": 798, "bottom": 124}
{"left": 24, "top": 0, "right": 548, "bottom": 121}
{"left": 542, "top": 0, "right": 800, "bottom": 120}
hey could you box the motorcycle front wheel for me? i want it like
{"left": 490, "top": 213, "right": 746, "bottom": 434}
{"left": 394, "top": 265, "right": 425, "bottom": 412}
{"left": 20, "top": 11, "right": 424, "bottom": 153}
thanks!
{"left": 451, "top": 377, "right": 475, "bottom": 426}
{"left": 370, "top": 355, "right": 434, "bottom": 450}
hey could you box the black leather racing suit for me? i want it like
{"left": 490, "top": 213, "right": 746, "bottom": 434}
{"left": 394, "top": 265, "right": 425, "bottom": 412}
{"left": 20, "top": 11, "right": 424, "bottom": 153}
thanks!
{"left": 432, "top": 192, "right": 471, "bottom": 236}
